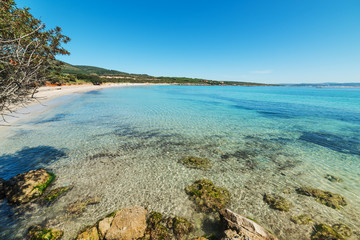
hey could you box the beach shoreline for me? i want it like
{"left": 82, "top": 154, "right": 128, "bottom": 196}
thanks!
{"left": 0, "top": 83, "right": 152, "bottom": 129}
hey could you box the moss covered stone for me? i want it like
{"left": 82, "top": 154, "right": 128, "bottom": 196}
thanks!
{"left": 296, "top": 187, "right": 347, "bottom": 209}
{"left": 311, "top": 224, "right": 345, "bottom": 240}
{"left": 43, "top": 186, "right": 71, "bottom": 202}
{"left": 34, "top": 172, "right": 55, "bottom": 195}
{"left": 27, "top": 225, "right": 63, "bottom": 240}
{"left": 263, "top": 193, "right": 292, "bottom": 212}
{"left": 290, "top": 214, "right": 313, "bottom": 224}
{"left": 185, "top": 179, "right": 230, "bottom": 212}
{"left": 325, "top": 174, "right": 343, "bottom": 183}
{"left": 172, "top": 216, "right": 193, "bottom": 239}
{"left": 332, "top": 224, "right": 352, "bottom": 238}
{"left": 180, "top": 156, "right": 211, "bottom": 170}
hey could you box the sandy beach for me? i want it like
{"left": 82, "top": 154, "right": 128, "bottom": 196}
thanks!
{"left": 0, "top": 83, "right": 147, "bottom": 128}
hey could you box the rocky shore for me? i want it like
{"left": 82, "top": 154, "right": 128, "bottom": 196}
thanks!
{"left": 0, "top": 167, "right": 354, "bottom": 240}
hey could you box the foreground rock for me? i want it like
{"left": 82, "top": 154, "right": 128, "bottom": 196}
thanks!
{"left": 296, "top": 187, "right": 347, "bottom": 209}
{"left": 0, "top": 178, "right": 6, "bottom": 199}
{"left": 105, "top": 206, "right": 147, "bottom": 240}
{"left": 220, "top": 208, "right": 278, "bottom": 240}
{"left": 26, "top": 225, "right": 63, "bottom": 240}
{"left": 185, "top": 179, "right": 230, "bottom": 212}
{"left": 5, "top": 169, "right": 55, "bottom": 204}
{"left": 180, "top": 156, "right": 212, "bottom": 170}
{"left": 76, "top": 226, "right": 100, "bottom": 240}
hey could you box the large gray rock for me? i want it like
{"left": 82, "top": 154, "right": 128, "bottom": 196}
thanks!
{"left": 0, "top": 178, "right": 6, "bottom": 199}
{"left": 105, "top": 206, "right": 147, "bottom": 240}
{"left": 220, "top": 209, "right": 278, "bottom": 240}
{"left": 5, "top": 169, "right": 54, "bottom": 204}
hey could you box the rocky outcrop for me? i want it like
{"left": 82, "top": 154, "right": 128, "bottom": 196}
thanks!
{"left": 5, "top": 169, "right": 55, "bottom": 204}
{"left": 105, "top": 206, "right": 147, "bottom": 240}
{"left": 296, "top": 187, "right": 347, "bottom": 209}
{"left": 263, "top": 193, "right": 292, "bottom": 212}
{"left": 219, "top": 208, "right": 278, "bottom": 240}
{"left": 98, "top": 217, "right": 114, "bottom": 239}
{"left": 0, "top": 178, "right": 6, "bottom": 199}
{"left": 76, "top": 226, "right": 100, "bottom": 240}
{"left": 66, "top": 196, "right": 102, "bottom": 215}
{"left": 26, "top": 225, "right": 63, "bottom": 240}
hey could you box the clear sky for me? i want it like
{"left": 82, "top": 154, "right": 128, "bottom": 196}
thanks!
{"left": 17, "top": 0, "right": 360, "bottom": 84}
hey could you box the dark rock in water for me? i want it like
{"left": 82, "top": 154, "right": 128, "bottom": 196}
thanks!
{"left": 263, "top": 193, "right": 292, "bottom": 212}
{"left": 66, "top": 196, "right": 102, "bottom": 215}
{"left": 296, "top": 187, "right": 347, "bottom": 209}
{"left": 42, "top": 186, "right": 72, "bottom": 202}
{"left": 311, "top": 224, "right": 346, "bottom": 240}
{"left": 0, "top": 178, "right": 6, "bottom": 199}
{"left": 26, "top": 225, "right": 63, "bottom": 240}
{"left": 5, "top": 169, "right": 55, "bottom": 204}
{"left": 325, "top": 174, "right": 343, "bottom": 183}
{"left": 76, "top": 226, "right": 100, "bottom": 240}
{"left": 172, "top": 216, "right": 193, "bottom": 240}
{"left": 143, "top": 211, "right": 193, "bottom": 240}
{"left": 290, "top": 215, "right": 313, "bottom": 225}
{"left": 332, "top": 224, "right": 352, "bottom": 238}
{"left": 219, "top": 208, "right": 278, "bottom": 240}
{"left": 185, "top": 179, "right": 230, "bottom": 212}
{"left": 180, "top": 156, "right": 212, "bottom": 170}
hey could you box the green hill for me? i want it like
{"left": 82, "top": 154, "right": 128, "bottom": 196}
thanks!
{"left": 58, "top": 62, "right": 271, "bottom": 86}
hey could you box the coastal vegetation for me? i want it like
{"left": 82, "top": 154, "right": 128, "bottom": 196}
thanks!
{"left": 263, "top": 193, "right": 293, "bottom": 212}
{"left": 0, "top": 0, "right": 70, "bottom": 115}
{"left": 180, "top": 156, "right": 212, "bottom": 170}
{"left": 296, "top": 187, "right": 347, "bottom": 209}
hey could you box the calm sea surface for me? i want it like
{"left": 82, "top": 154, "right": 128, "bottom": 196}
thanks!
{"left": 0, "top": 86, "right": 360, "bottom": 239}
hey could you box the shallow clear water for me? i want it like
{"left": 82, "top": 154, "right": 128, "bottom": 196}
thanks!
{"left": 0, "top": 86, "right": 360, "bottom": 239}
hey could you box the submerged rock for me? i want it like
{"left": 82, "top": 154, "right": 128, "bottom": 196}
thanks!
{"left": 185, "top": 179, "right": 230, "bottom": 212}
{"left": 5, "top": 169, "right": 55, "bottom": 204}
{"left": 172, "top": 216, "right": 193, "bottom": 239}
{"left": 263, "top": 193, "right": 292, "bottom": 212}
{"left": 105, "top": 206, "right": 147, "bottom": 240}
{"left": 66, "top": 196, "right": 101, "bottom": 215}
{"left": 290, "top": 214, "right": 313, "bottom": 224}
{"left": 332, "top": 224, "right": 352, "bottom": 238}
{"left": 180, "top": 156, "right": 212, "bottom": 170}
{"left": 325, "top": 174, "right": 343, "bottom": 183}
{"left": 0, "top": 178, "right": 6, "bottom": 199}
{"left": 42, "top": 186, "right": 72, "bottom": 202}
{"left": 76, "top": 226, "right": 100, "bottom": 240}
{"left": 26, "top": 225, "right": 63, "bottom": 240}
{"left": 296, "top": 187, "right": 347, "bottom": 209}
{"left": 311, "top": 224, "right": 346, "bottom": 240}
{"left": 219, "top": 208, "right": 278, "bottom": 240}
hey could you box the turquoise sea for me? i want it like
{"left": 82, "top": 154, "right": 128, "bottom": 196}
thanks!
{"left": 0, "top": 85, "right": 360, "bottom": 239}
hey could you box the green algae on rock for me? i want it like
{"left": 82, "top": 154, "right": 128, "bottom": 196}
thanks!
{"left": 296, "top": 187, "right": 347, "bottom": 209}
{"left": 66, "top": 196, "right": 102, "bottom": 215}
{"left": 290, "top": 214, "right": 313, "bottom": 224}
{"left": 311, "top": 224, "right": 346, "bottom": 240}
{"left": 5, "top": 169, "right": 55, "bottom": 204}
{"left": 332, "top": 224, "right": 352, "bottom": 238}
{"left": 185, "top": 179, "right": 230, "bottom": 212}
{"left": 325, "top": 174, "right": 344, "bottom": 183}
{"left": 263, "top": 193, "right": 292, "bottom": 212}
{"left": 26, "top": 225, "right": 63, "bottom": 240}
{"left": 143, "top": 211, "right": 194, "bottom": 240}
{"left": 43, "top": 186, "right": 71, "bottom": 202}
{"left": 180, "top": 156, "right": 211, "bottom": 170}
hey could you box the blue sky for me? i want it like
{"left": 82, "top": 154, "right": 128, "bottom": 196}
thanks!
{"left": 17, "top": 0, "right": 360, "bottom": 83}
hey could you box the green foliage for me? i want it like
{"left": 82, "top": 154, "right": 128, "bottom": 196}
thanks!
{"left": 0, "top": 0, "right": 70, "bottom": 113}
{"left": 43, "top": 186, "right": 71, "bottom": 202}
{"left": 27, "top": 225, "right": 63, "bottom": 240}
{"left": 34, "top": 172, "right": 55, "bottom": 195}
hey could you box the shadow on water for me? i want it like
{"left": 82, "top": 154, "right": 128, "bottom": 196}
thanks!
{"left": 0, "top": 146, "right": 67, "bottom": 180}
{"left": 33, "top": 113, "right": 68, "bottom": 125}
{"left": 299, "top": 132, "right": 360, "bottom": 156}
